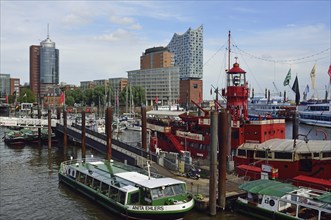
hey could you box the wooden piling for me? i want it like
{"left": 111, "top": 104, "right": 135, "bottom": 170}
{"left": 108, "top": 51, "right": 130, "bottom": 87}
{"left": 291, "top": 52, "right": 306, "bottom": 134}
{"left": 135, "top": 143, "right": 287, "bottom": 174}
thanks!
{"left": 56, "top": 107, "right": 61, "bottom": 120}
{"left": 63, "top": 110, "right": 67, "bottom": 148}
{"left": 106, "top": 107, "right": 113, "bottom": 160}
{"left": 48, "top": 109, "right": 52, "bottom": 149}
{"left": 141, "top": 106, "right": 147, "bottom": 150}
{"left": 38, "top": 106, "right": 42, "bottom": 147}
{"left": 81, "top": 111, "right": 86, "bottom": 159}
{"left": 292, "top": 110, "right": 298, "bottom": 139}
{"left": 218, "top": 111, "right": 229, "bottom": 210}
{"left": 209, "top": 111, "right": 218, "bottom": 216}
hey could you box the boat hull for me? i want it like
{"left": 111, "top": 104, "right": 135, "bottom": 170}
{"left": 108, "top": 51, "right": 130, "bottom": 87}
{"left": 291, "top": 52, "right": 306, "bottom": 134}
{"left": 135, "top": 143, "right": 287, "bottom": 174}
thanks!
{"left": 235, "top": 200, "right": 296, "bottom": 220}
{"left": 59, "top": 173, "right": 193, "bottom": 220}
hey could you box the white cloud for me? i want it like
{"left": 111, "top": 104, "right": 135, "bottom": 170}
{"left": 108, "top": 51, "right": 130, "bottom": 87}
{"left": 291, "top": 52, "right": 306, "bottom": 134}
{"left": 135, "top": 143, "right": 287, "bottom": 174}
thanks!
{"left": 109, "top": 15, "right": 135, "bottom": 25}
{"left": 94, "top": 29, "right": 134, "bottom": 42}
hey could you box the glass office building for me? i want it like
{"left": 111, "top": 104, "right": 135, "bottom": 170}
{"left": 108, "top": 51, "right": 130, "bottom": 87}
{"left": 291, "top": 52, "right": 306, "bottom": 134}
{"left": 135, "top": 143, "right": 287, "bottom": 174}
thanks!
{"left": 128, "top": 67, "right": 180, "bottom": 106}
{"left": 40, "top": 37, "right": 59, "bottom": 84}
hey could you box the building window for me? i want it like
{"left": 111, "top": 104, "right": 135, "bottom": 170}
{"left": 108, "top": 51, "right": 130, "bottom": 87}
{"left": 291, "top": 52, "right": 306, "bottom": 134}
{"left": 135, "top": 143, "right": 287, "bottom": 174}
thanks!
{"left": 193, "top": 84, "right": 198, "bottom": 88}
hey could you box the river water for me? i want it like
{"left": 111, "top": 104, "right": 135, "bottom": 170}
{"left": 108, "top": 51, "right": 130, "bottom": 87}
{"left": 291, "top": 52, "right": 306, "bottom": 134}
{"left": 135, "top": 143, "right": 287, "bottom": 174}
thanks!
{"left": 0, "top": 123, "right": 329, "bottom": 220}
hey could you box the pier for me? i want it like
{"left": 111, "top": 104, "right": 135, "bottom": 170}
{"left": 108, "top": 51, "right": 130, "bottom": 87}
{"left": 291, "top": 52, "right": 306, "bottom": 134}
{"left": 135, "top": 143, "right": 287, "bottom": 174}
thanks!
{"left": 0, "top": 116, "right": 58, "bottom": 128}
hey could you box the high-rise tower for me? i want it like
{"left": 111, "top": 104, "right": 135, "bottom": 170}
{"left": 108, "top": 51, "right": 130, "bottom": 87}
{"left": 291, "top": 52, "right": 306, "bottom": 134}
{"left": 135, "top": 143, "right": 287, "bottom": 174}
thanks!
{"left": 30, "top": 30, "right": 59, "bottom": 100}
{"left": 39, "top": 35, "right": 59, "bottom": 97}
{"left": 167, "top": 25, "right": 203, "bottom": 80}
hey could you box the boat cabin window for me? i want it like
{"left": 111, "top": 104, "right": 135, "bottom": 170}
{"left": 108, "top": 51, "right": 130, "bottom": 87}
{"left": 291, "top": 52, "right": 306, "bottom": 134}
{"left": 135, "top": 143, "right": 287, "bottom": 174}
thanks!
{"left": 322, "top": 151, "right": 331, "bottom": 159}
{"left": 255, "top": 151, "right": 266, "bottom": 159}
{"left": 172, "top": 184, "right": 186, "bottom": 195}
{"left": 298, "top": 153, "right": 312, "bottom": 172}
{"left": 128, "top": 191, "right": 139, "bottom": 205}
{"left": 66, "top": 168, "right": 75, "bottom": 178}
{"left": 163, "top": 186, "right": 175, "bottom": 196}
{"left": 93, "top": 179, "right": 101, "bottom": 191}
{"left": 151, "top": 188, "right": 163, "bottom": 199}
{"left": 313, "top": 152, "right": 320, "bottom": 159}
{"left": 77, "top": 172, "right": 86, "bottom": 183}
{"left": 274, "top": 152, "right": 292, "bottom": 160}
{"left": 100, "top": 182, "right": 110, "bottom": 196}
{"left": 86, "top": 175, "right": 93, "bottom": 187}
{"left": 237, "top": 149, "right": 246, "bottom": 157}
{"left": 109, "top": 186, "right": 119, "bottom": 201}
{"left": 151, "top": 184, "right": 186, "bottom": 200}
{"left": 118, "top": 190, "right": 126, "bottom": 205}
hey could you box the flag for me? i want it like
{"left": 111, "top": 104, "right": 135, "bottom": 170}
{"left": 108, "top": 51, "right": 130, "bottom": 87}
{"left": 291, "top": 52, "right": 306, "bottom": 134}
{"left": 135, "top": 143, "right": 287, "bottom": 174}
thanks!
{"left": 310, "top": 64, "right": 316, "bottom": 89}
{"left": 283, "top": 68, "right": 291, "bottom": 86}
{"left": 5, "top": 95, "right": 8, "bottom": 103}
{"left": 328, "top": 65, "right": 331, "bottom": 83}
{"left": 154, "top": 96, "right": 158, "bottom": 104}
{"left": 304, "top": 84, "right": 309, "bottom": 94}
{"left": 59, "top": 92, "right": 65, "bottom": 104}
{"left": 291, "top": 76, "right": 300, "bottom": 105}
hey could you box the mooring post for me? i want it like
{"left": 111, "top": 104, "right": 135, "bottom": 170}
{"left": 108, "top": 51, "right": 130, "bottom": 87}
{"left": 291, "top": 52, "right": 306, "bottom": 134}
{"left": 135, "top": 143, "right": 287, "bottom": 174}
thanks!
{"left": 56, "top": 107, "right": 61, "bottom": 120}
{"left": 292, "top": 110, "right": 298, "bottom": 140}
{"left": 141, "top": 106, "right": 147, "bottom": 150}
{"left": 209, "top": 111, "right": 218, "bottom": 216}
{"left": 63, "top": 110, "right": 67, "bottom": 148}
{"left": 82, "top": 110, "right": 86, "bottom": 160}
{"left": 48, "top": 109, "right": 52, "bottom": 149}
{"left": 218, "top": 110, "right": 228, "bottom": 210}
{"left": 38, "top": 106, "right": 42, "bottom": 147}
{"left": 106, "top": 107, "right": 113, "bottom": 160}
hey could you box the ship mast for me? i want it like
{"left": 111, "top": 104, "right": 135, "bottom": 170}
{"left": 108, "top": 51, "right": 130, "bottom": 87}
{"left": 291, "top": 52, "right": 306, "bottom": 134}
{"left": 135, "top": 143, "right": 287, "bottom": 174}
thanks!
{"left": 228, "top": 30, "right": 231, "bottom": 72}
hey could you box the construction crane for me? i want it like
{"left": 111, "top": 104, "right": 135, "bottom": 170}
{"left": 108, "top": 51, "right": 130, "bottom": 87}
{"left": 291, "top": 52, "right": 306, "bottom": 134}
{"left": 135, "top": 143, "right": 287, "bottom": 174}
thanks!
{"left": 273, "top": 81, "right": 280, "bottom": 94}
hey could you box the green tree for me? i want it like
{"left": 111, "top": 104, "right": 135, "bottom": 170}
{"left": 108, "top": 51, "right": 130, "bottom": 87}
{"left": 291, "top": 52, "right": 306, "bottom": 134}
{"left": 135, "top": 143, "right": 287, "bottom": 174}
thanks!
{"left": 65, "top": 95, "right": 75, "bottom": 106}
{"left": 18, "top": 88, "right": 35, "bottom": 103}
{"left": 119, "top": 86, "right": 145, "bottom": 107}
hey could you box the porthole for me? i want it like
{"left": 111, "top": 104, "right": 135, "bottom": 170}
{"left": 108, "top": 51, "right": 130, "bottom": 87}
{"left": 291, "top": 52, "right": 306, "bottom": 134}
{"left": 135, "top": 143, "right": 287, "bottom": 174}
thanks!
{"left": 269, "top": 199, "right": 275, "bottom": 206}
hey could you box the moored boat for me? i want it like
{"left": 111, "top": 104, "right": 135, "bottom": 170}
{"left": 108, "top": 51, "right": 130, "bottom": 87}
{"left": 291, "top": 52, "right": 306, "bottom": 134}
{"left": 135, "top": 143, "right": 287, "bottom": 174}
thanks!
{"left": 58, "top": 158, "right": 194, "bottom": 220}
{"left": 234, "top": 139, "right": 331, "bottom": 180}
{"left": 298, "top": 102, "right": 331, "bottom": 128}
{"left": 236, "top": 179, "right": 331, "bottom": 220}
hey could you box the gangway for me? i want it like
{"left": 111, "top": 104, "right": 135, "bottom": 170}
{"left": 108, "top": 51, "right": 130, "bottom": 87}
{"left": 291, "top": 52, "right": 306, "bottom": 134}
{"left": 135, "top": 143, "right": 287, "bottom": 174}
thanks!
{"left": 0, "top": 117, "right": 58, "bottom": 128}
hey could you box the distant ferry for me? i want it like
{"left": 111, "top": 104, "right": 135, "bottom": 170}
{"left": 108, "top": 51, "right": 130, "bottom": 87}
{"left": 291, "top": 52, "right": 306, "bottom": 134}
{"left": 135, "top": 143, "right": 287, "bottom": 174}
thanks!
{"left": 298, "top": 102, "right": 331, "bottom": 128}
{"left": 156, "top": 105, "right": 184, "bottom": 111}
{"left": 58, "top": 158, "right": 194, "bottom": 220}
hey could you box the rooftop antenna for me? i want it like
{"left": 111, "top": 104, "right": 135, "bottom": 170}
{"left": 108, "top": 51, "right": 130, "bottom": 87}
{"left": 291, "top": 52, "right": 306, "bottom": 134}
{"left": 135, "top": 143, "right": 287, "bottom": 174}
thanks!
{"left": 47, "top": 23, "right": 49, "bottom": 38}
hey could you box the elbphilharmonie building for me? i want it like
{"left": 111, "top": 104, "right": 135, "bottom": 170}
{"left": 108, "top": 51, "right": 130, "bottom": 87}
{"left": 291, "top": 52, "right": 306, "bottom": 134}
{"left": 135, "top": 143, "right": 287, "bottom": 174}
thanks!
{"left": 167, "top": 25, "right": 203, "bottom": 80}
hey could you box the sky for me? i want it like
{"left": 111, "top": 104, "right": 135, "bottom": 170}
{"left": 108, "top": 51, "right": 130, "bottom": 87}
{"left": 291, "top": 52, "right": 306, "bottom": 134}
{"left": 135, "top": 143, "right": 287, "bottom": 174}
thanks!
{"left": 1, "top": 1, "right": 330, "bottom": 101}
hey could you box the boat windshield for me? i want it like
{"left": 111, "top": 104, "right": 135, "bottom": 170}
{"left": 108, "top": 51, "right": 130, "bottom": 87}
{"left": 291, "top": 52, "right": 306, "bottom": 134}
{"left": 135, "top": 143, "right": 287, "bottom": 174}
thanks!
{"left": 150, "top": 183, "right": 186, "bottom": 200}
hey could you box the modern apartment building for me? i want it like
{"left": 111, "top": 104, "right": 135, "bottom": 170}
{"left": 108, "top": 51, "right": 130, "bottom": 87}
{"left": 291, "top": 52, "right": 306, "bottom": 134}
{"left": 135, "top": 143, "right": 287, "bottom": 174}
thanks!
{"left": 128, "top": 67, "right": 180, "bottom": 106}
{"left": 167, "top": 25, "right": 203, "bottom": 80}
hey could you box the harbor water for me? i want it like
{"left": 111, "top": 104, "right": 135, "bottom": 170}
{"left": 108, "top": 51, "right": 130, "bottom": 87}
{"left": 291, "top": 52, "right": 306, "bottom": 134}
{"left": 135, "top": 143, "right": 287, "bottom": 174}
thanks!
{"left": 0, "top": 123, "right": 329, "bottom": 220}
